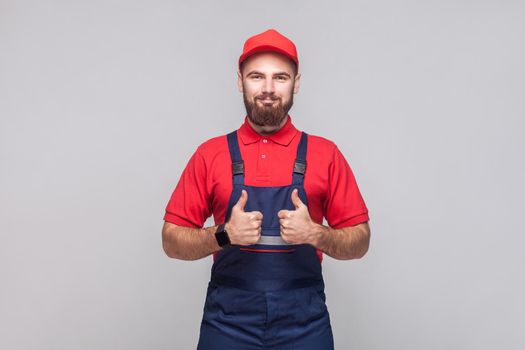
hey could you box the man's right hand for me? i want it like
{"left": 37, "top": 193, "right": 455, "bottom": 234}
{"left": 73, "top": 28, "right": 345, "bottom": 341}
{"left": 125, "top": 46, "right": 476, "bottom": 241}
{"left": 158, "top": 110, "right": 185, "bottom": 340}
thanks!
{"left": 225, "top": 190, "right": 263, "bottom": 246}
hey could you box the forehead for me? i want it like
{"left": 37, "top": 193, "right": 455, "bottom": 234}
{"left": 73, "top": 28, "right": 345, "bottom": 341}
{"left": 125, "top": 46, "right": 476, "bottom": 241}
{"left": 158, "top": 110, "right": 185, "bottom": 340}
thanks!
{"left": 241, "top": 51, "right": 296, "bottom": 75}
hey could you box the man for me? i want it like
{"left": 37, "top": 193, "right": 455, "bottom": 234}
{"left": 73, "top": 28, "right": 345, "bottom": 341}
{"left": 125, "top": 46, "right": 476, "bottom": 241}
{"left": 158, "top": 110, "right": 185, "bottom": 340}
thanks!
{"left": 162, "top": 29, "right": 370, "bottom": 349}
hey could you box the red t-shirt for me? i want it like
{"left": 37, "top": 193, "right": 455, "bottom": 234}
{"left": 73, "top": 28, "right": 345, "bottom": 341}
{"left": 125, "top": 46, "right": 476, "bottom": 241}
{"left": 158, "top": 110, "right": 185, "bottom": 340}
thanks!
{"left": 164, "top": 116, "right": 369, "bottom": 262}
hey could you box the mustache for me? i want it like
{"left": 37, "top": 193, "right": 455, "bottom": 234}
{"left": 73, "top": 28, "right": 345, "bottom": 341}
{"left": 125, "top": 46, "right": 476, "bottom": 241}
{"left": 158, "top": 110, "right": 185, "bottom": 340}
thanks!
{"left": 256, "top": 93, "right": 280, "bottom": 101}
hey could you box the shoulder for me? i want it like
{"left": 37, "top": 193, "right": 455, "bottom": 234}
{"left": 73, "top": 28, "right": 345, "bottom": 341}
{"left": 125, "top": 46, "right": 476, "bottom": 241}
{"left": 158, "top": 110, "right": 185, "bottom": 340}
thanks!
{"left": 194, "top": 134, "right": 229, "bottom": 160}
{"left": 304, "top": 132, "right": 338, "bottom": 157}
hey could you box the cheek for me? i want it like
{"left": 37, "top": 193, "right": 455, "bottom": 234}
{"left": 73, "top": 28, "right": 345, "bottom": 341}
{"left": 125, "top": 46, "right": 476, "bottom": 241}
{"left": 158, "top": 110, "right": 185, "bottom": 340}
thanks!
{"left": 245, "top": 88, "right": 260, "bottom": 100}
{"left": 277, "top": 84, "right": 294, "bottom": 99}
{"left": 243, "top": 81, "right": 261, "bottom": 94}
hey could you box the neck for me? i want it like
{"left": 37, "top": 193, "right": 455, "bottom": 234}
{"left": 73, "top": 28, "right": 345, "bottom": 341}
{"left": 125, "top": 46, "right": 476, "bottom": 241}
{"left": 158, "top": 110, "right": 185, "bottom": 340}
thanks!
{"left": 247, "top": 115, "right": 289, "bottom": 136}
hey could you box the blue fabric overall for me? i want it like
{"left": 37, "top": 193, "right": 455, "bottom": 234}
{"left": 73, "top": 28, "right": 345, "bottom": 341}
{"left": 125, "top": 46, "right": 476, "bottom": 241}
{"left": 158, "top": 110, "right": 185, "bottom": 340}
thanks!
{"left": 197, "top": 131, "right": 334, "bottom": 350}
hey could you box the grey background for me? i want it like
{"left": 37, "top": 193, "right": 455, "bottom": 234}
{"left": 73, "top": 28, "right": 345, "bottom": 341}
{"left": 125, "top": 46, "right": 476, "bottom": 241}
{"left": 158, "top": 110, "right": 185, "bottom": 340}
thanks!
{"left": 1, "top": 0, "right": 524, "bottom": 349}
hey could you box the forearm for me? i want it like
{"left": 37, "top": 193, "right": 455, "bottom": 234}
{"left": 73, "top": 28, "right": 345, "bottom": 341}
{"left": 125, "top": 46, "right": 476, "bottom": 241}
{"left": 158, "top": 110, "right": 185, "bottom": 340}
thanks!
{"left": 162, "top": 222, "right": 221, "bottom": 260}
{"left": 312, "top": 222, "right": 370, "bottom": 260}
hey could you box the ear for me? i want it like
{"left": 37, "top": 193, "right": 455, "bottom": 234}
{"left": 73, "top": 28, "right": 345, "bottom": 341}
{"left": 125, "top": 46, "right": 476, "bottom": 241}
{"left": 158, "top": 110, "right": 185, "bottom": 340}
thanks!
{"left": 237, "top": 70, "right": 244, "bottom": 93}
{"left": 293, "top": 72, "right": 301, "bottom": 94}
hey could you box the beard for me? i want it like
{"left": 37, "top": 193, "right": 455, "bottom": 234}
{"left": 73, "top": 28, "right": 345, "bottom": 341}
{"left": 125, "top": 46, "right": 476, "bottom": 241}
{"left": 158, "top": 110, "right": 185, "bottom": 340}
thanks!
{"left": 243, "top": 89, "right": 294, "bottom": 127}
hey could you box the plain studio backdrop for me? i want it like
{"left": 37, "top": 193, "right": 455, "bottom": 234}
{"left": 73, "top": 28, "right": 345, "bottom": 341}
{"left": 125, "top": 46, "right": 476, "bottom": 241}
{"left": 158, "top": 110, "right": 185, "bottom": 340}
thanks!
{"left": 1, "top": 0, "right": 524, "bottom": 349}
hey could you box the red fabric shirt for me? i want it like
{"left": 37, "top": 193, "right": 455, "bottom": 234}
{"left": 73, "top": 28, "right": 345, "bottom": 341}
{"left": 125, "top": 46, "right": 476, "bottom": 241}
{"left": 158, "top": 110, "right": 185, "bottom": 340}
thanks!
{"left": 164, "top": 116, "right": 369, "bottom": 262}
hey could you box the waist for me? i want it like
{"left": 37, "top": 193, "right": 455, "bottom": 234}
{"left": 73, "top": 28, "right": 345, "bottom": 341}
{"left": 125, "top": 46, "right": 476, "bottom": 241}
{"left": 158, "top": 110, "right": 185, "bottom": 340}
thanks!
{"left": 211, "top": 274, "right": 324, "bottom": 292}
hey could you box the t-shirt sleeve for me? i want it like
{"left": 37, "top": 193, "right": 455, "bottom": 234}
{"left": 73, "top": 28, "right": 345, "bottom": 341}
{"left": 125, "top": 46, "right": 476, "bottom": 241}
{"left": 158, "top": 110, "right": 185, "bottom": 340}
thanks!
{"left": 163, "top": 148, "right": 212, "bottom": 228}
{"left": 324, "top": 145, "right": 369, "bottom": 228}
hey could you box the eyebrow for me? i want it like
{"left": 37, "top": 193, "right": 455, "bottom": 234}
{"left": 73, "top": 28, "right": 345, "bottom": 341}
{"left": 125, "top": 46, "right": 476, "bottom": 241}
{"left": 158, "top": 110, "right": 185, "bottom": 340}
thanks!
{"left": 246, "top": 70, "right": 292, "bottom": 78}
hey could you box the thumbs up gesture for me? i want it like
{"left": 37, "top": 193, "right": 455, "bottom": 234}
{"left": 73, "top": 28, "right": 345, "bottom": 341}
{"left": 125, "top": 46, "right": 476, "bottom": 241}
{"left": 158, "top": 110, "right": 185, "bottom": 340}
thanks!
{"left": 226, "top": 190, "right": 263, "bottom": 245}
{"left": 278, "top": 188, "right": 318, "bottom": 245}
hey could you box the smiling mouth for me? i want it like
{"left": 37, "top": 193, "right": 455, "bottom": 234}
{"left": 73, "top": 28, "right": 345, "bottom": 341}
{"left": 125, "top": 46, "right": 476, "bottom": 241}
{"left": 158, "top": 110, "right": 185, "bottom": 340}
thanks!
{"left": 257, "top": 97, "right": 278, "bottom": 104}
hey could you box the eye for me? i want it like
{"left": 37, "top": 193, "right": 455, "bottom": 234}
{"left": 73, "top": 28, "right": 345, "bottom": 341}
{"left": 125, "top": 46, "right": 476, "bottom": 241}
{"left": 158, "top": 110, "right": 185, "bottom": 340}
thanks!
{"left": 275, "top": 75, "right": 288, "bottom": 81}
{"left": 251, "top": 74, "right": 262, "bottom": 80}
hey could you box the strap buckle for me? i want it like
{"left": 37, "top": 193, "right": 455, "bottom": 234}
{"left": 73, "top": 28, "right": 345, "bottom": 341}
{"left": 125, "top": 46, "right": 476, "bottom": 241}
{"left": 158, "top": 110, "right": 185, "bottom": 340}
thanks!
{"left": 232, "top": 161, "right": 244, "bottom": 175}
{"left": 293, "top": 160, "right": 306, "bottom": 175}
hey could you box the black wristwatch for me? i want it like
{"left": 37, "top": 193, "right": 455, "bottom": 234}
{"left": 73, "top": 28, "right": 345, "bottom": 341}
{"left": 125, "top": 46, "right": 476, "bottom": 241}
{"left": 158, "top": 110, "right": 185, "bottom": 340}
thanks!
{"left": 215, "top": 223, "right": 231, "bottom": 247}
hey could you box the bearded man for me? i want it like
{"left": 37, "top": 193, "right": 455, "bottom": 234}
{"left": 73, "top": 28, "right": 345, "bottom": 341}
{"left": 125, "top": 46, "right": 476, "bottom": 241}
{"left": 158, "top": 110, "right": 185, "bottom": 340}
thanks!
{"left": 162, "top": 29, "right": 371, "bottom": 350}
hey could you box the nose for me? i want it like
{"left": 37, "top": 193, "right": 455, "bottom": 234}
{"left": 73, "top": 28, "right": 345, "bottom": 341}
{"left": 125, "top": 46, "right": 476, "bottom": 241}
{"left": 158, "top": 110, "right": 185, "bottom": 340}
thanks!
{"left": 262, "top": 76, "right": 275, "bottom": 94}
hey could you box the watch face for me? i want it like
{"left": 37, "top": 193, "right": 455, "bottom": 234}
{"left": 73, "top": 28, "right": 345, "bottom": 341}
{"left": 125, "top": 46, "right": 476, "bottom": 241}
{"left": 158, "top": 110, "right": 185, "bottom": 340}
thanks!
{"left": 215, "top": 225, "right": 230, "bottom": 247}
{"left": 216, "top": 233, "right": 229, "bottom": 247}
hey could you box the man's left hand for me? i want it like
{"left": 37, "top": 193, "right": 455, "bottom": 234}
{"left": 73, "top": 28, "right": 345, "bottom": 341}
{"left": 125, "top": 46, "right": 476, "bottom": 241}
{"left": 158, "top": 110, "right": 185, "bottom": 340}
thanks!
{"left": 278, "top": 188, "right": 320, "bottom": 246}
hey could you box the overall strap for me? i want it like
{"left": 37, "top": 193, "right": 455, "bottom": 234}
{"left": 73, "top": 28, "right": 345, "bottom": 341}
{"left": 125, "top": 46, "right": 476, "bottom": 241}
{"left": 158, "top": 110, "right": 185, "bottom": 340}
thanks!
{"left": 226, "top": 131, "right": 244, "bottom": 185}
{"left": 292, "top": 132, "right": 308, "bottom": 185}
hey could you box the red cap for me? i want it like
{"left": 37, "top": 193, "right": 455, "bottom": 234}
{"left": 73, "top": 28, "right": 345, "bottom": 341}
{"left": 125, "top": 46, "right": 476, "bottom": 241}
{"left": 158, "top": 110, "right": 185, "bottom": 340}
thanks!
{"left": 238, "top": 29, "right": 299, "bottom": 71}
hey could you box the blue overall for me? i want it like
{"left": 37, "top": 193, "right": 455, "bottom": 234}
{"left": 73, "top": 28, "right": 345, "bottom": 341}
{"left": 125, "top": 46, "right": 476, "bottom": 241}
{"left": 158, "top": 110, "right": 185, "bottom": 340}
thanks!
{"left": 196, "top": 131, "right": 334, "bottom": 350}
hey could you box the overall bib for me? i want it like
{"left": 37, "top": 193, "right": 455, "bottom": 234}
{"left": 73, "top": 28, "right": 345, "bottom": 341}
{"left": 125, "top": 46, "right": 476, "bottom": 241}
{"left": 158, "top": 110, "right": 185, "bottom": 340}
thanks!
{"left": 197, "top": 131, "right": 334, "bottom": 350}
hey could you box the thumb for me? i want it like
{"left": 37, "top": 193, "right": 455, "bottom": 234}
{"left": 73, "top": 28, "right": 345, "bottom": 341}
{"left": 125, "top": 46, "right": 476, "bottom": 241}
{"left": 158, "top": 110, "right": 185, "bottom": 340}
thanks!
{"left": 234, "top": 190, "right": 248, "bottom": 212}
{"left": 291, "top": 188, "right": 304, "bottom": 209}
